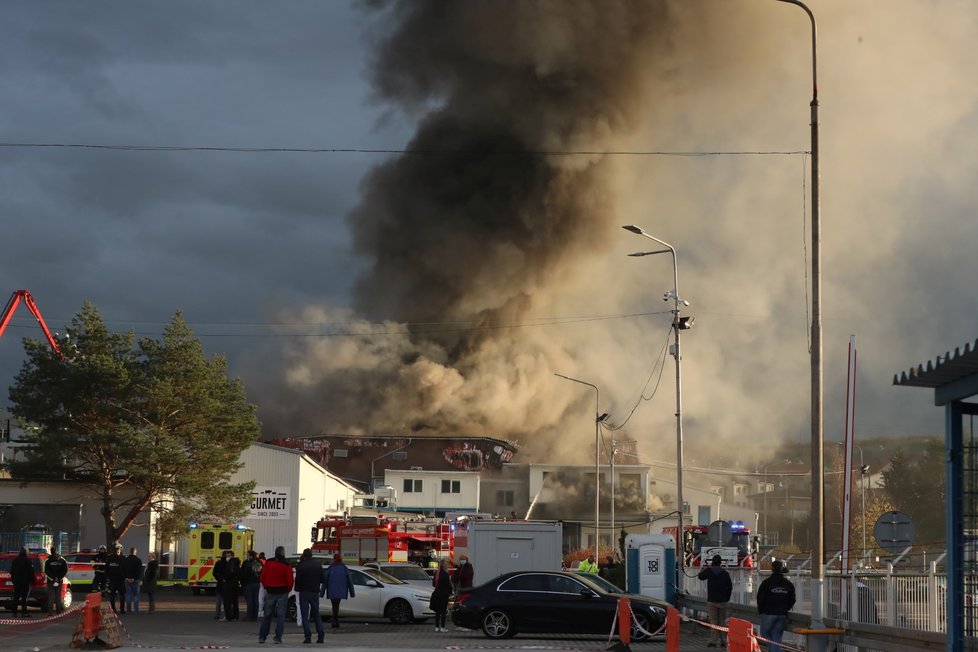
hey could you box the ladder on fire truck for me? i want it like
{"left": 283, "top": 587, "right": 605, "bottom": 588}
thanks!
{"left": 0, "top": 290, "right": 63, "bottom": 357}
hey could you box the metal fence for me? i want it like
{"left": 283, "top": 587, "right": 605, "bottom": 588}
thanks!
{"left": 684, "top": 567, "right": 974, "bottom": 635}
{"left": 0, "top": 530, "right": 80, "bottom": 553}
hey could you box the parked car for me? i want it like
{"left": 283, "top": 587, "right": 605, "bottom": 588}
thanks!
{"left": 288, "top": 565, "right": 434, "bottom": 625}
{"left": 362, "top": 562, "right": 434, "bottom": 588}
{"left": 0, "top": 551, "right": 73, "bottom": 612}
{"left": 62, "top": 550, "right": 100, "bottom": 588}
{"left": 452, "top": 570, "right": 668, "bottom": 640}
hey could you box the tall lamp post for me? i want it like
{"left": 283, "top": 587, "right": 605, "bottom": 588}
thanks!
{"left": 774, "top": 0, "right": 824, "bottom": 634}
{"left": 622, "top": 225, "right": 689, "bottom": 592}
{"left": 554, "top": 373, "right": 606, "bottom": 562}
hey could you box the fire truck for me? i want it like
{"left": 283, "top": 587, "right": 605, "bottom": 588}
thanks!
{"left": 186, "top": 523, "right": 255, "bottom": 595}
{"left": 662, "top": 520, "right": 756, "bottom": 568}
{"left": 311, "top": 515, "right": 454, "bottom": 565}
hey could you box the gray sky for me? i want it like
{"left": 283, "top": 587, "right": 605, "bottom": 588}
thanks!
{"left": 2, "top": 1, "right": 975, "bottom": 466}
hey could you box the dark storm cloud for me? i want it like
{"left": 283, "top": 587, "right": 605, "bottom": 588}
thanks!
{"left": 4, "top": 1, "right": 978, "bottom": 468}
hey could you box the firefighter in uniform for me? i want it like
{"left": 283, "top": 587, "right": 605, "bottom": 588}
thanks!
{"left": 92, "top": 545, "right": 108, "bottom": 593}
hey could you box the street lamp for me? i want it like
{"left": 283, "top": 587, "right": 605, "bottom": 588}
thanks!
{"left": 773, "top": 0, "right": 824, "bottom": 635}
{"left": 554, "top": 373, "right": 606, "bottom": 561}
{"left": 622, "top": 224, "right": 689, "bottom": 591}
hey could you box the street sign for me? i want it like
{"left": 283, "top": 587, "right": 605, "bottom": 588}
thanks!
{"left": 873, "top": 510, "right": 916, "bottom": 553}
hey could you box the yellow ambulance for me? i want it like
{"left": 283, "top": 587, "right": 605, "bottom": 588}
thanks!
{"left": 186, "top": 523, "right": 254, "bottom": 595}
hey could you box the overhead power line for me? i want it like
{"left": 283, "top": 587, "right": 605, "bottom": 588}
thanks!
{"left": 0, "top": 141, "right": 809, "bottom": 157}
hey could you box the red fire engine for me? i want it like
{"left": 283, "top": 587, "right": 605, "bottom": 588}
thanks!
{"left": 311, "top": 515, "right": 454, "bottom": 565}
{"left": 663, "top": 521, "right": 756, "bottom": 568}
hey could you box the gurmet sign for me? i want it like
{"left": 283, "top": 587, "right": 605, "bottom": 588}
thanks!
{"left": 250, "top": 486, "right": 291, "bottom": 519}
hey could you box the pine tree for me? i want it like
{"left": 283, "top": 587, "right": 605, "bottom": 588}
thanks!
{"left": 7, "top": 303, "right": 260, "bottom": 545}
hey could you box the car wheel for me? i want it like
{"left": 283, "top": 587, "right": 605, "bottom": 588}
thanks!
{"left": 481, "top": 609, "right": 515, "bottom": 639}
{"left": 630, "top": 612, "right": 656, "bottom": 641}
{"left": 385, "top": 598, "right": 413, "bottom": 624}
{"left": 62, "top": 588, "right": 73, "bottom": 610}
{"left": 287, "top": 596, "right": 297, "bottom": 622}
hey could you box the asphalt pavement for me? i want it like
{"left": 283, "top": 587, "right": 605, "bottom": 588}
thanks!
{"left": 0, "top": 587, "right": 719, "bottom": 652}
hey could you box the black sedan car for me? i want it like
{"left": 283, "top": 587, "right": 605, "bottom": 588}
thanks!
{"left": 452, "top": 570, "right": 668, "bottom": 640}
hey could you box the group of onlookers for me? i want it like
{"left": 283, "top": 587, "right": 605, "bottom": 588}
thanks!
{"left": 7, "top": 544, "right": 158, "bottom": 617}
{"left": 699, "top": 555, "right": 797, "bottom": 652}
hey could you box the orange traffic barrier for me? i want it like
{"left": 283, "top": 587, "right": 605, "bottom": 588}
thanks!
{"left": 727, "top": 617, "right": 758, "bottom": 652}
{"left": 83, "top": 592, "right": 102, "bottom": 640}
{"left": 617, "top": 597, "right": 632, "bottom": 644}
{"left": 666, "top": 607, "right": 680, "bottom": 652}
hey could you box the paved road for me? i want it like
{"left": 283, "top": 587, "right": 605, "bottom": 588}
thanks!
{"left": 0, "top": 587, "right": 717, "bottom": 652}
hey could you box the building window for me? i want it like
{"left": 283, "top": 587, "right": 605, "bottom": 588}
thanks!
{"left": 496, "top": 490, "right": 514, "bottom": 506}
{"left": 441, "top": 479, "right": 461, "bottom": 494}
{"left": 392, "top": 451, "right": 408, "bottom": 461}
{"left": 403, "top": 479, "right": 422, "bottom": 493}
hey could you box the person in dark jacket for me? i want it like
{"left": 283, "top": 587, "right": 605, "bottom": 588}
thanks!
{"left": 240, "top": 550, "right": 262, "bottom": 621}
{"left": 697, "top": 555, "right": 733, "bottom": 647}
{"left": 106, "top": 544, "right": 126, "bottom": 613}
{"left": 92, "top": 545, "right": 108, "bottom": 594}
{"left": 44, "top": 546, "right": 68, "bottom": 614}
{"left": 220, "top": 550, "right": 241, "bottom": 621}
{"left": 212, "top": 552, "right": 227, "bottom": 620}
{"left": 294, "top": 549, "right": 325, "bottom": 643}
{"left": 10, "top": 547, "right": 34, "bottom": 617}
{"left": 453, "top": 554, "right": 473, "bottom": 593}
{"left": 756, "top": 560, "right": 796, "bottom": 652}
{"left": 430, "top": 558, "right": 453, "bottom": 633}
{"left": 258, "top": 546, "right": 294, "bottom": 644}
{"left": 323, "top": 554, "right": 355, "bottom": 628}
{"left": 142, "top": 552, "right": 159, "bottom": 614}
{"left": 121, "top": 547, "right": 143, "bottom": 614}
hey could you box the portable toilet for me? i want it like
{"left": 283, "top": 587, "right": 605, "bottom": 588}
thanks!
{"left": 625, "top": 533, "right": 676, "bottom": 603}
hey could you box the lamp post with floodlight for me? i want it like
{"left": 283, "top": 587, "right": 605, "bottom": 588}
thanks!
{"left": 621, "top": 225, "right": 690, "bottom": 592}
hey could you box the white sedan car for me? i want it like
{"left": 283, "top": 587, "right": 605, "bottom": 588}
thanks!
{"left": 289, "top": 565, "right": 434, "bottom": 624}
{"left": 362, "top": 561, "right": 434, "bottom": 589}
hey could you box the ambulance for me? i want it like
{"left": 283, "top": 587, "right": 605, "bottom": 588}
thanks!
{"left": 186, "top": 523, "right": 254, "bottom": 595}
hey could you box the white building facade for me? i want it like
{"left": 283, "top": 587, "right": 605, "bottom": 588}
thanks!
{"left": 382, "top": 469, "right": 481, "bottom": 516}
{"left": 229, "top": 443, "right": 359, "bottom": 557}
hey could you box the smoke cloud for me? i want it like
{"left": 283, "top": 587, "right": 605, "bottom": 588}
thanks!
{"left": 249, "top": 0, "right": 978, "bottom": 466}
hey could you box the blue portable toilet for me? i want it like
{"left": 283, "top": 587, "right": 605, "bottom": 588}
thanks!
{"left": 625, "top": 534, "right": 676, "bottom": 603}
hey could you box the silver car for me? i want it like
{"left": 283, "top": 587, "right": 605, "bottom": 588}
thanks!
{"left": 289, "top": 565, "right": 434, "bottom": 624}
{"left": 362, "top": 562, "right": 434, "bottom": 589}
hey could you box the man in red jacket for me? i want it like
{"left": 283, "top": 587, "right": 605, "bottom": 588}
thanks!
{"left": 258, "top": 546, "right": 294, "bottom": 644}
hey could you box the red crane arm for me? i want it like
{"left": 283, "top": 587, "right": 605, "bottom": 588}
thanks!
{"left": 0, "top": 290, "right": 63, "bottom": 357}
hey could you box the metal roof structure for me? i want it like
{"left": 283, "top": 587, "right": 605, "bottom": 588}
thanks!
{"left": 894, "top": 338, "right": 978, "bottom": 404}
{"left": 894, "top": 337, "right": 978, "bottom": 651}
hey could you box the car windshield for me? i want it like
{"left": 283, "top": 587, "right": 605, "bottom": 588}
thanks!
{"left": 380, "top": 565, "right": 431, "bottom": 582}
{"left": 360, "top": 567, "right": 405, "bottom": 585}
{"left": 577, "top": 573, "right": 624, "bottom": 594}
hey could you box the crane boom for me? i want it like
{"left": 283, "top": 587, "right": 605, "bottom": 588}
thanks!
{"left": 0, "top": 290, "right": 63, "bottom": 357}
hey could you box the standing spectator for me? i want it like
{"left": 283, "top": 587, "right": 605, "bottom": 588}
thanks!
{"left": 453, "top": 554, "right": 473, "bottom": 593}
{"left": 295, "top": 549, "right": 325, "bottom": 644}
{"left": 757, "top": 560, "right": 796, "bottom": 652}
{"left": 142, "top": 552, "right": 159, "bottom": 614}
{"left": 10, "top": 547, "right": 34, "bottom": 617}
{"left": 578, "top": 555, "right": 599, "bottom": 574}
{"left": 122, "top": 547, "right": 143, "bottom": 614}
{"left": 44, "top": 546, "right": 68, "bottom": 614}
{"left": 429, "top": 558, "right": 452, "bottom": 633}
{"left": 240, "top": 550, "right": 263, "bottom": 621}
{"left": 212, "top": 551, "right": 228, "bottom": 620}
{"left": 220, "top": 550, "right": 241, "bottom": 621}
{"left": 698, "top": 555, "right": 733, "bottom": 648}
{"left": 92, "top": 545, "right": 108, "bottom": 594}
{"left": 106, "top": 544, "right": 126, "bottom": 613}
{"left": 323, "top": 554, "right": 355, "bottom": 629}
{"left": 258, "top": 546, "right": 294, "bottom": 645}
